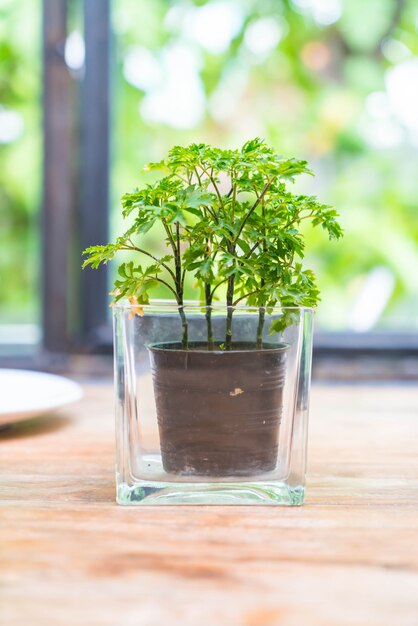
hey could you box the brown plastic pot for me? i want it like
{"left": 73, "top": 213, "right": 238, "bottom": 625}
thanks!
{"left": 149, "top": 341, "right": 288, "bottom": 477}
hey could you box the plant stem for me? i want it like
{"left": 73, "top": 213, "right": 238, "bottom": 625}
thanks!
{"left": 210, "top": 278, "right": 227, "bottom": 300}
{"left": 199, "top": 164, "right": 224, "bottom": 209}
{"left": 204, "top": 283, "right": 214, "bottom": 350}
{"left": 284, "top": 209, "right": 314, "bottom": 230}
{"left": 243, "top": 240, "right": 261, "bottom": 259}
{"left": 256, "top": 200, "right": 267, "bottom": 349}
{"left": 179, "top": 305, "right": 188, "bottom": 349}
{"left": 225, "top": 275, "right": 235, "bottom": 350}
{"left": 162, "top": 218, "right": 177, "bottom": 256}
{"left": 172, "top": 220, "right": 188, "bottom": 348}
{"left": 122, "top": 242, "right": 176, "bottom": 282}
{"left": 231, "top": 173, "right": 236, "bottom": 222}
{"left": 152, "top": 277, "right": 178, "bottom": 299}
{"left": 234, "top": 180, "right": 272, "bottom": 244}
{"left": 256, "top": 306, "right": 266, "bottom": 349}
{"left": 233, "top": 289, "right": 262, "bottom": 305}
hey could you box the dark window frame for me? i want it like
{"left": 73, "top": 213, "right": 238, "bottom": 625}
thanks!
{"left": 42, "top": 0, "right": 110, "bottom": 354}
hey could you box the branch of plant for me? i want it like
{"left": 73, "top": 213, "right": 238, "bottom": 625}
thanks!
{"left": 170, "top": 170, "right": 190, "bottom": 186}
{"left": 210, "top": 278, "right": 228, "bottom": 300}
{"left": 175, "top": 221, "right": 183, "bottom": 301}
{"left": 153, "top": 276, "right": 179, "bottom": 300}
{"left": 233, "top": 289, "right": 262, "bottom": 306}
{"left": 203, "top": 204, "right": 219, "bottom": 224}
{"left": 231, "top": 174, "right": 237, "bottom": 222}
{"left": 162, "top": 218, "right": 178, "bottom": 258}
{"left": 193, "top": 166, "right": 202, "bottom": 186}
{"left": 181, "top": 267, "right": 186, "bottom": 293}
{"left": 234, "top": 180, "right": 272, "bottom": 244}
{"left": 199, "top": 164, "right": 224, "bottom": 209}
{"left": 244, "top": 241, "right": 261, "bottom": 259}
{"left": 124, "top": 240, "right": 176, "bottom": 282}
{"left": 284, "top": 209, "right": 315, "bottom": 230}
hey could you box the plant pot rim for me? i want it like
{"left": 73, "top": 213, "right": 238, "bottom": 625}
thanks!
{"left": 113, "top": 299, "right": 314, "bottom": 313}
{"left": 147, "top": 341, "right": 289, "bottom": 354}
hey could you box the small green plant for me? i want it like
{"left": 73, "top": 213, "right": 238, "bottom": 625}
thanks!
{"left": 83, "top": 138, "right": 342, "bottom": 349}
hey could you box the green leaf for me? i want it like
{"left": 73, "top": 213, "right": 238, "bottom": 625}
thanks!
{"left": 82, "top": 243, "right": 119, "bottom": 269}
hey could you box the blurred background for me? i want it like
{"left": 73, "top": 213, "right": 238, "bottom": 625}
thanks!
{"left": 1, "top": 0, "right": 417, "bottom": 375}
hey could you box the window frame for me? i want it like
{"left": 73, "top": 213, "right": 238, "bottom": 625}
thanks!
{"left": 42, "top": 0, "right": 110, "bottom": 354}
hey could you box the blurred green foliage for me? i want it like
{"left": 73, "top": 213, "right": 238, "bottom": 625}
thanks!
{"left": 1, "top": 0, "right": 418, "bottom": 330}
{"left": 0, "top": 0, "right": 40, "bottom": 323}
{"left": 111, "top": 0, "right": 418, "bottom": 330}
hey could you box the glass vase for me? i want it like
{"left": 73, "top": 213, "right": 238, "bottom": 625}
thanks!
{"left": 113, "top": 301, "right": 313, "bottom": 505}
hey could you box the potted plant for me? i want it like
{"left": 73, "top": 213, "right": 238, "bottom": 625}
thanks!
{"left": 83, "top": 138, "right": 342, "bottom": 505}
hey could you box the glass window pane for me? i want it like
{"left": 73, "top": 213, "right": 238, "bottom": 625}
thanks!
{"left": 0, "top": 0, "right": 41, "bottom": 349}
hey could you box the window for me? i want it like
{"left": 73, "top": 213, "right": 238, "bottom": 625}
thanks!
{"left": 2, "top": 0, "right": 418, "bottom": 375}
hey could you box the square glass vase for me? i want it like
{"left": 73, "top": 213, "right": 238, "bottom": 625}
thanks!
{"left": 114, "top": 301, "right": 313, "bottom": 506}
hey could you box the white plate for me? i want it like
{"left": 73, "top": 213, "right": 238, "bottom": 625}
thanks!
{"left": 0, "top": 369, "right": 83, "bottom": 426}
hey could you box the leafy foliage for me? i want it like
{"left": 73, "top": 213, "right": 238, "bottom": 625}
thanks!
{"left": 83, "top": 138, "right": 342, "bottom": 347}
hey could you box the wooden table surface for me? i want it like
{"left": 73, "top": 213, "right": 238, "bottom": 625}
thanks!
{"left": 1, "top": 383, "right": 418, "bottom": 626}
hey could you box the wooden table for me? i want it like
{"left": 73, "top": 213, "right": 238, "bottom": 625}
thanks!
{"left": 1, "top": 383, "right": 418, "bottom": 626}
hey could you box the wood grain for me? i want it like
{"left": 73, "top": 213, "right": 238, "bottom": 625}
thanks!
{"left": 1, "top": 383, "right": 418, "bottom": 626}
